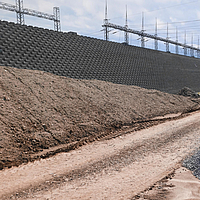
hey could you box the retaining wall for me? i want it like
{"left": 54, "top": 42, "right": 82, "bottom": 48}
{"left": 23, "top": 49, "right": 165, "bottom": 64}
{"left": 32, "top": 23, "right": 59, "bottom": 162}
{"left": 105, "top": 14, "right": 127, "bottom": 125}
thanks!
{"left": 0, "top": 20, "right": 200, "bottom": 94}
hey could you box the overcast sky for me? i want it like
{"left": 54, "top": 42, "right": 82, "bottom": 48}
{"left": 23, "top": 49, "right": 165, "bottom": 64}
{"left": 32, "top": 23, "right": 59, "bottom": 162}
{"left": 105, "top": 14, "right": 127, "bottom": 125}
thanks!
{"left": 1, "top": 0, "right": 200, "bottom": 54}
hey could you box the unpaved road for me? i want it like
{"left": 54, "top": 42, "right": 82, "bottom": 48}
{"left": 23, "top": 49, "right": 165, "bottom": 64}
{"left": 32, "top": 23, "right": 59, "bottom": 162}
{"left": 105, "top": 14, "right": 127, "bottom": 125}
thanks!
{"left": 1, "top": 111, "right": 200, "bottom": 200}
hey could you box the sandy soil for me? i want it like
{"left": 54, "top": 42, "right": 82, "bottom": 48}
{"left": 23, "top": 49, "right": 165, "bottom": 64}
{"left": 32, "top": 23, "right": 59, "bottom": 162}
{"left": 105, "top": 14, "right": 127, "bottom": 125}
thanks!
{"left": 1, "top": 65, "right": 200, "bottom": 170}
{"left": 138, "top": 167, "right": 200, "bottom": 200}
{"left": 1, "top": 110, "right": 200, "bottom": 200}
{"left": 1, "top": 65, "right": 200, "bottom": 200}
{"left": 167, "top": 167, "right": 200, "bottom": 200}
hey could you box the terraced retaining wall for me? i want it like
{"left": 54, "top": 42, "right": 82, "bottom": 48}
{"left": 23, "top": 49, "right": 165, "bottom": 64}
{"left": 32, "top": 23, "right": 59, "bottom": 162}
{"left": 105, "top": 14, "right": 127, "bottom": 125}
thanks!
{"left": 0, "top": 20, "right": 200, "bottom": 94}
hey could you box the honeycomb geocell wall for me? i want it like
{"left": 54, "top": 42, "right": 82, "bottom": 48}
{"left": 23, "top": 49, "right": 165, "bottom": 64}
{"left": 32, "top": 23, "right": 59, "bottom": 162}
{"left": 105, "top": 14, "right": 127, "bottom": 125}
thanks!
{"left": 0, "top": 20, "right": 200, "bottom": 94}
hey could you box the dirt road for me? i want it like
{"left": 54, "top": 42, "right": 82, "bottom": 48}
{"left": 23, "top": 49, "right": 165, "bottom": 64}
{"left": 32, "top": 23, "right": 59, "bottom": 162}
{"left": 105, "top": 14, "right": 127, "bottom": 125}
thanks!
{"left": 1, "top": 111, "right": 200, "bottom": 200}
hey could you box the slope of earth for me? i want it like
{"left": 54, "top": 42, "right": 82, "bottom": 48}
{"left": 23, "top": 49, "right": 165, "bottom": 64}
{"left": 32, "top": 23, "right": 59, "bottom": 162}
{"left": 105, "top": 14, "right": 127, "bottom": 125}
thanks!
{"left": 1, "top": 110, "right": 200, "bottom": 199}
{"left": 0, "top": 65, "right": 199, "bottom": 170}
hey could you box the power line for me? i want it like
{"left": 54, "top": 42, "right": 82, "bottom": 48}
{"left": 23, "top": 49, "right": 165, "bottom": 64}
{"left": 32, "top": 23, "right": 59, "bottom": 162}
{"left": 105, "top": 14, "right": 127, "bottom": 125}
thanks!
{"left": 157, "top": 19, "right": 200, "bottom": 26}
{"left": 110, "top": 0, "right": 199, "bottom": 20}
{"left": 144, "top": 0, "right": 200, "bottom": 14}
{"left": 130, "top": 18, "right": 200, "bottom": 29}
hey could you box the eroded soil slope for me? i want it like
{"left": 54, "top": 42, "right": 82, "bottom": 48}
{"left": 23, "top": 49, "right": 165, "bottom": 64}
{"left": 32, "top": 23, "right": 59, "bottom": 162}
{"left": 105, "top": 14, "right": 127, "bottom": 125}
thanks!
{"left": 0, "top": 65, "right": 199, "bottom": 169}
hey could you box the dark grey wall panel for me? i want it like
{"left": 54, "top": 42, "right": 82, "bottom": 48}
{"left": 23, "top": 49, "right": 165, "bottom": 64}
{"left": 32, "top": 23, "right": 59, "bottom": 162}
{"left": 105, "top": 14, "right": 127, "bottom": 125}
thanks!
{"left": 0, "top": 20, "right": 200, "bottom": 94}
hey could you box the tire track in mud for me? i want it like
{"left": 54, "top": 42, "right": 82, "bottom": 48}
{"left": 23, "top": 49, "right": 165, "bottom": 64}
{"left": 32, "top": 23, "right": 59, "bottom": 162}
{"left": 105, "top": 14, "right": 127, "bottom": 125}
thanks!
{"left": 1, "top": 111, "right": 200, "bottom": 199}
{"left": 12, "top": 111, "right": 191, "bottom": 167}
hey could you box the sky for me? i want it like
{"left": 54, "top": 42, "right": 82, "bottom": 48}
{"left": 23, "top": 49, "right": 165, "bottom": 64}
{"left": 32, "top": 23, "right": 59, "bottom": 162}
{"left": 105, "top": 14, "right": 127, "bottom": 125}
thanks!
{"left": 1, "top": 0, "right": 200, "bottom": 55}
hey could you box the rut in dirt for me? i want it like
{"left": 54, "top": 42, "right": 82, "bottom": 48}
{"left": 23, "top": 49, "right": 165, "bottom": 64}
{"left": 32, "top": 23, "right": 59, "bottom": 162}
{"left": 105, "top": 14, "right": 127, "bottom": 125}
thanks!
{"left": 2, "top": 111, "right": 200, "bottom": 200}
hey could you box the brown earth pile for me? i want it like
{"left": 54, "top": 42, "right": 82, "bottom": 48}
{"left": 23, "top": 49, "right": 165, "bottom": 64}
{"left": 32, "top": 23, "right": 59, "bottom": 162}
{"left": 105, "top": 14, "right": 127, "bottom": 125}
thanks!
{"left": 0, "top": 65, "right": 199, "bottom": 170}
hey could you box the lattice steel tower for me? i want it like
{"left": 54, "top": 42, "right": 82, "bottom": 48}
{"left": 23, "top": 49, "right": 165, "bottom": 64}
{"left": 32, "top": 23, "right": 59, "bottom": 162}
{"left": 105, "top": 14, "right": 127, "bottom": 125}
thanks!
{"left": 0, "top": 0, "right": 61, "bottom": 31}
{"left": 16, "top": 0, "right": 24, "bottom": 25}
{"left": 184, "top": 31, "right": 187, "bottom": 56}
{"left": 190, "top": 34, "right": 194, "bottom": 57}
{"left": 176, "top": 27, "right": 178, "bottom": 54}
{"left": 124, "top": 5, "right": 129, "bottom": 45}
{"left": 198, "top": 36, "right": 200, "bottom": 58}
{"left": 166, "top": 23, "right": 169, "bottom": 52}
{"left": 154, "top": 18, "right": 158, "bottom": 50}
{"left": 54, "top": 7, "right": 61, "bottom": 32}
{"left": 104, "top": 0, "right": 109, "bottom": 41}
{"left": 141, "top": 12, "right": 145, "bottom": 48}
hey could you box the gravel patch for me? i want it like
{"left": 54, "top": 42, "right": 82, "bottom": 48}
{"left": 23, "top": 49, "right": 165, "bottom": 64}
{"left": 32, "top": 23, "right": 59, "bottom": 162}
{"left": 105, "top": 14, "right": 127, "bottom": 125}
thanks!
{"left": 183, "top": 147, "right": 200, "bottom": 179}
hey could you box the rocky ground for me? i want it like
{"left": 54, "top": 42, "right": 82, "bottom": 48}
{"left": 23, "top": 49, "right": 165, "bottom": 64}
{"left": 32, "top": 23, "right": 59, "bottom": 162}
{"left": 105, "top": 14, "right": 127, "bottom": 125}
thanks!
{"left": 183, "top": 148, "right": 200, "bottom": 179}
{"left": 0, "top": 65, "right": 200, "bottom": 170}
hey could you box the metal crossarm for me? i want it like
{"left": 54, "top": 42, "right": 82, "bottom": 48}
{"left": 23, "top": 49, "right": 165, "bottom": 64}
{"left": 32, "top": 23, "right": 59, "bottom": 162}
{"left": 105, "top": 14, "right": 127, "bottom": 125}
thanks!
{"left": 0, "top": 2, "right": 16, "bottom": 12}
{"left": 22, "top": 8, "right": 54, "bottom": 20}
{"left": 0, "top": 1, "right": 61, "bottom": 31}
{"left": 103, "top": 22, "right": 200, "bottom": 51}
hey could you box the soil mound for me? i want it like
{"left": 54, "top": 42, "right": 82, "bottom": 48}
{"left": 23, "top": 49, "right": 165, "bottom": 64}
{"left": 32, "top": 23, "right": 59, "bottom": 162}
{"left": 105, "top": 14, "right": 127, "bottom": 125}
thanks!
{"left": 0, "top": 65, "right": 199, "bottom": 170}
{"left": 179, "top": 87, "right": 200, "bottom": 98}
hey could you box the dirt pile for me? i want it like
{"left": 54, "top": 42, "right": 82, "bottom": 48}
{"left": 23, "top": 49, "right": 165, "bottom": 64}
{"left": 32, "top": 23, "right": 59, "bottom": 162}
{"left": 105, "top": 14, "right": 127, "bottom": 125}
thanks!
{"left": 179, "top": 87, "right": 200, "bottom": 98}
{"left": 0, "top": 65, "right": 199, "bottom": 170}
